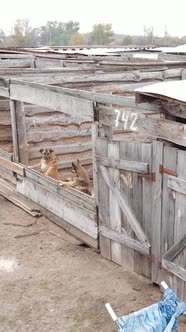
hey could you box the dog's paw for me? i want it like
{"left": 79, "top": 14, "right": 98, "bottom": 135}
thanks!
{"left": 58, "top": 181, "right": 65, "bottom": 187}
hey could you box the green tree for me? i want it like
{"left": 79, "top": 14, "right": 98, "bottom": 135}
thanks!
{"left": 11, "top": 19, "right": 39, "bottom": 47}
{"left": 122, "top": 35, "right": 133, "bottom": 45}
{"left": 69, "top": 32, "right": 85, "bottom": 45}
{"left": 40, "top": 20, "right": 80, "bottom": 46}
{"left": 143, "top": 25, "right": 154, "bottom": 45}
{"left": 90, "top": 23, "right": 114, "bottom": 45}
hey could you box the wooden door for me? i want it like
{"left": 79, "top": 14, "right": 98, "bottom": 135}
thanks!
{"left": 160, "top": 147, "right": 186, "bottom": 299}
{"left": 96, "top": 135, "right": 163, "bottom": 280}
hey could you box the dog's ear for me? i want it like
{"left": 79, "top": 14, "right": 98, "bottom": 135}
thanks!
{"left": 49, "top": 149, "right": 54, "bottom": 153}
{"left": 40, "top": 148, "right": 44, "bottom": 153}
{"left": 71, "top": 162, "right": 76, "bottom": 172}
{"left": 77, "top": 159, "right": 80, "bottom": 164}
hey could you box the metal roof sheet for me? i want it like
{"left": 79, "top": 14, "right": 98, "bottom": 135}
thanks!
{"left": 135, "top": 80, "right": 186, "bottom": 104}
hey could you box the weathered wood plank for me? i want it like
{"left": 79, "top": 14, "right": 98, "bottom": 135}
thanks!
{"left": 100, "top": 226, "right": 150, "bottom": 256}
{"left": 9, "top": 79, "right": 161, "bottom": 111}
{"left": 0, "top": 157, "right": 25, "bottom": 176}
{"left": 168, "top": 175, "right": 186, "bottom": 195}
{"left": 173, "top": 150, "right": 186, "bottom": 297}
{"left": 96, "top": 131, "right": 112, "bottom": 260}
{"left": 10, "top": 100, "right": 19, "bottom": 163}
{"left": 160, "top": 146, "right": 177, "bottom": 286}
{"left": 119, "top": 142, "right": 135, "bottom": 270}
{"left": 161, "top": 102, "right": 186, "bottom": 120}
{"left": 97, "top": 154, "right": 149, "bottom": 173}
{"left": 0, "top": 178, "right": 41, "bottom": 217}
{"left": 151, "top": 141, "right": 163, "bottom": 284}
{"left": 10, "top": 83, "right": 94, "bottom": 121}
{"left": 0, "top": 59, "right": 32, "bottom": 68}
{"left": 162, "top": 259, "right": 186, "bottom": 282}
{"left": 0, "top": 148, "right": 13, "bottom": 161}
{"left": 134, "top": 142, "right": 151, "bottom": 279}
{"left": 98, "top": 105, "right": 186, "bottom": 147}
{"left": 163, "top": 234, "right": 186, "bottom": 262}
{"left": 7, "top": 69, "right": 183, "bottom": 84}
{"left": 91, "top": 123, "right": 98, "bottom": 205}
{"left": 16, "top": 176, "right": 98, "bottom": 239}
{"left": 0, "top": 87, "right": 9, "bottom": 98}
{"left": 15, "top": 101, "right": 29, "bottom": 165}
{"left": 100, "top": 164, "right": 150, "bottom": 246}
{"left": 108, "top": 140, "right": 122, "bottom": 265}
{"left": 24, "top": 168, "right": 96, "bottom": 212}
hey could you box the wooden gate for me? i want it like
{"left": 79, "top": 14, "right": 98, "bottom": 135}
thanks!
{"left": 160, "top": 146, "right": 186, "bottom": 299}
{"left": 95, "top": 127, "right": 186, "bottom": 297}
{"left": 95, "top": 123, "right": 163, "bottom": 280}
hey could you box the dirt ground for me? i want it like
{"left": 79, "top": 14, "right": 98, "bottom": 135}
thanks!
{"left": 0, "top": 195, "right": 185, "bottom": 332}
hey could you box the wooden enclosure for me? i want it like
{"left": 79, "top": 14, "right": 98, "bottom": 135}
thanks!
{"left": 0, "top": 49, "right": 186, "bottom": 298}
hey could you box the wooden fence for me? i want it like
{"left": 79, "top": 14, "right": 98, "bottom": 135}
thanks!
{"left": 0, "top": 73, "right": 186, "bottom": 298}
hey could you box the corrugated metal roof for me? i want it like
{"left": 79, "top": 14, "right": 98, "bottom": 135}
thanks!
{"left": 135, "top": 80, "right": 186, "bottom": 104}
{"left": 154, "top": 44, "right": 186, "bottom": 54}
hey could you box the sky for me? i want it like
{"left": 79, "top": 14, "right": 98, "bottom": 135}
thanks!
{"left": 1, "top": 0, "right": 186, "bottom": 37}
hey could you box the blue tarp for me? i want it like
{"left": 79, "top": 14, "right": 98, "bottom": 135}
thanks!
{"left": 116, "top": 288, "right": 186, "bottom": 332}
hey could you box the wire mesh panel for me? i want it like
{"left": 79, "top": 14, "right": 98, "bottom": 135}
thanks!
{"left": 24, "top": 103, "right": 93, "bottom": 181}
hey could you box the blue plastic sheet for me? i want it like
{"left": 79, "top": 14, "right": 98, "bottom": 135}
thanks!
{"left": 116, "top": 288, "right": 186, "bottom": 332}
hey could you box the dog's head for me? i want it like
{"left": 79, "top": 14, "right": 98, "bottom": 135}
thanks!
{"left": 40, "top": 148, "right": 54, "bottom": 161}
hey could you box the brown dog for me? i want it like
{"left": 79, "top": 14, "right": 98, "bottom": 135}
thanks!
{"left": 60, "top": 159, "right": 92, "bottom": 195}
{"left": 28, "top": 148, "right": 60, "bottom": 181}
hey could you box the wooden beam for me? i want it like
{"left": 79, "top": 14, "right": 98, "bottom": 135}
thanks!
{"left": 16, "top": 176, "right": 97, "bottom": 239}
{"left": 98, "top": 105, "right": 186, "bottom": 147}
{"left": 0, "top": 59, "right": 31, "bottom": 68}
{"left": 96, "top": 154, "right": 149, "bottom": 173}
{"left": 100, "top": 165, "right": 150, "bottom": 246}
{"left": 0, "top": 178, "right": 41, "bottom": 217}
{"left": 162, "top": 258, "right": 186, "bottom": 282}
{"left": 168, "top": 175, "right": 186, "bottom": 195}
{"left": 24, "top": 168, "right": 96, "bottom": 213}
{"left": 10, "top": 83, "right": 94, "bottom": 121}
{"left": 15, "top": 101, "right": 29, "bottom": 165}
{"left": 0, "top": 148, "right": 13, "bottom": 161}
{"left": 0, "top": 157, "right": 25, "bottom": 176}
{"left": 163, "top": 234, "right": 186, "bottom": 262}
{"left": 10, "top": 100, "right": 19, "bottom": 163}
{"left": 8, "top": 68, "right": 182, "bottom": 84}
{"left": 100, "top": 225, "right": 150, "bottom": 256}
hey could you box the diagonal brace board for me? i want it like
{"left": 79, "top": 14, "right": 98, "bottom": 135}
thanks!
{"left": 162, "top": 233, "right": 186, "bottom": 282}
{"left": 100, "top": 225, "right": 150, "bottom": 255}
{"left": 100, "top": 165, "right": 150, "bottom": 246}
{"left": 163, "top": 233, "right": 186, "bottom": 262}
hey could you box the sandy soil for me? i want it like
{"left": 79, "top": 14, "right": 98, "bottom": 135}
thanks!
{"left": 0, "top": 195, "right": 185, "bottom": 332}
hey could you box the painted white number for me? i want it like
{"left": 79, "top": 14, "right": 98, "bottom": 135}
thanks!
{"left": 114, "top": 109, "right": 138, "bottom": 131}
{"left": 114, "top": 109, "right": 121, "bottom": 128}
{"left": 130, "top": 112, "right": 138, "bottom": 131}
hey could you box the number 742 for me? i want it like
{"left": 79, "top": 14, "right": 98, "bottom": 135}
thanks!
{"left": 114, "top": 109, "right": 138, "bottom": 131}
